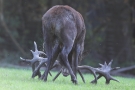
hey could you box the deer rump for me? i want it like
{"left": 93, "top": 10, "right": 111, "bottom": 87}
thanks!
{"left": 42, "top": 5, "right": 86, "bottom": 84}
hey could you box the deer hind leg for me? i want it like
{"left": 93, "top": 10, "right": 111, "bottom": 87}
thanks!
{"left": 73, "top": 30, "right": 85, "bottom": 79}
{"left": 72, "top": 44, "right": 81, "bottom": 78}
{"left": 53, "top": 69, "right": 62, "bottom": 81}
{"left": 59, "top": 38, "right": 77, "bottom": 84}
{"left": 42, "top": 40, "right": 61, "bottom": 81}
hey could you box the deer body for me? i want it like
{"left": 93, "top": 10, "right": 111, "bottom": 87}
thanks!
{"left": 42, "top": 5, "right": 86, "bottom": 83}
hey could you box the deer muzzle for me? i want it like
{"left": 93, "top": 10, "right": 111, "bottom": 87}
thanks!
{"left": 62, "top": 68, "right": 69, "bottom": 77}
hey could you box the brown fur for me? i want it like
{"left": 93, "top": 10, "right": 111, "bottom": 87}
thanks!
{"left": 41, "top": 5, "right": 86, "bottom": 84}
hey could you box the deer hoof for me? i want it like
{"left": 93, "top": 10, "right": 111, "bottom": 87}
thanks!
{"left": 40, "top": 75, "right": 44, "bottom": 80}
{"left": 43, "top": 77, "right": 47, "bottom": 82}
{"left": 32, "top": 70, "right": 38, "bottom": 78}
{"left": 72, "top": 79, "right": 78, "bottom": 84}
{"left": 91, "top": 80, "right": 97, "bottom": 84}
{"left": 32, "top": 72, "right": 36, "bottom": 78}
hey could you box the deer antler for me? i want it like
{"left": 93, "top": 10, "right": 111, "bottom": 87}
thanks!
{"left": 78, "top": 65, "right": 97, "bottom": 84}
{"left": 91, "top": 60, "right": 120, "bottom": 84}
{"left": 20, "top": 41, "right": 50, "bottom": 78}
{"left": 20, "top": 41, "right": 46, "bottom": 63}
{"left": 74, "top": 60, "right": 120, "bottom": 84}
{"left": 33, "top": 41, "right": 46, "bottom": 56}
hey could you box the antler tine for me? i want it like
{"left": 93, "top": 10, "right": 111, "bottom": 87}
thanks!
{"left": 78, "top": 69, "right": 85, "bottom": 83}
{"left": 108, "top": 59, "right": 113, "bottom": 66}
{"left": 94, "top": 60, "right": 120, "bottom": 84}
{"left": 20, "top": 57, "right": 33, "bottom": 63}
{"left": 104, "top": 61, "right": 107, "bottom": 67}
{"left": 30, "top": 50, "right": 35, "bottom": 57}
{"left": 114, "top": 67, "right": 120, "bottom": 69}
{"left": 20, "top": 57, "right": 25, "bottom": 61}
{"left": 99, "top": 63, "right": 104, "bottom": 67}
{"left": 110, "top": 76, "right": 119, "bottom": 83}
{"left": 32, "top": 58, "right": 52, "bottom": 78}
{"left": 78, "top": 65, "right": 97, "bottom": 84}
{"left": 111, "top": 67, "right": 120, "bottom": 71}
{"left": 34, "top": 41, "right": 38, "bottom": 51}
{"left": 91, "top": 75, "right": 102, "bottom": 84}
{"left": 30, "top": 50, "right": 34, "bottom": 54}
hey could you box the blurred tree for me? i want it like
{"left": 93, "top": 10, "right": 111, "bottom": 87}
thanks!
{"left": 0, "top": 0, "right": 27, "bottom": 56}
{"left": 103, "top": 0, "right": 134, "bottom": 65}
{"left": 0, "top": 0, "right": 135, "bottom": 66}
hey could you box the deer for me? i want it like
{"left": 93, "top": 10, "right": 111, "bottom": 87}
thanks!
{"left": 37, "top": 5, "right": 86, "bottom": 84}
{"left": 20, "top": 41, "right": 86, "bottom": 83}
{"left": 20, "top": 5, "right": 120, "bottom": 84}
{"left": 21, "top": 41, "right": 120, "bottom": 84}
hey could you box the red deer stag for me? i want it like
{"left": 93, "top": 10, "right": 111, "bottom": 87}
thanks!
{"left": 41, "top": 5, "right": 86, "bottom": 84}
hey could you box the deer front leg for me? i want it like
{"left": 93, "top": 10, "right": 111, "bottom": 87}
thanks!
{"left": 44, "top": 63, "right": 52, "bottom": 76}
{"left": 53, "top": 69, "right": 62, "bottom": 81}
{"left": 60, "top": 47, "right": 77, "bottom": 84}
{"left": 42, "top": 42, "right": 60, "bottom": 81}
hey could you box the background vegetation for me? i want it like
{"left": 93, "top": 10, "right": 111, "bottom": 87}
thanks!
{"left": 0, "top": 0, "right": 135, "bottom": 68}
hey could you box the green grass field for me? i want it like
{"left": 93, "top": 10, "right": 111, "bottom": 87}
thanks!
{"left": 0, "top": 67, "right": 134, "bottom": 90}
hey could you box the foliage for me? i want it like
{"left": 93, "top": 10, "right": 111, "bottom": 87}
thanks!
{"left": 0, "top": 67, "right": 134, "bottom": 90}
{"left": 0, "top": 51, "right": 30, "bottom": 64}
{"left": 0, "top": 0, "right": 135, "bottom": 66}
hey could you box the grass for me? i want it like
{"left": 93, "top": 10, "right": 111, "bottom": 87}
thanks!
{"left": 0, "top": 67, "right": 134, "bottom": 90}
